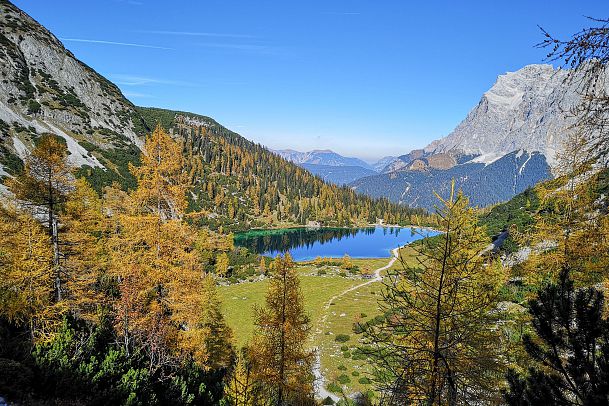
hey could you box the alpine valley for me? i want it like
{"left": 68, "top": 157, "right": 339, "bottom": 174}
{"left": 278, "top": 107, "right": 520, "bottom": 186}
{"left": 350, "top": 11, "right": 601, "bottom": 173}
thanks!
{"left": 2, "top": 1, "right": 609, "bottom": 405}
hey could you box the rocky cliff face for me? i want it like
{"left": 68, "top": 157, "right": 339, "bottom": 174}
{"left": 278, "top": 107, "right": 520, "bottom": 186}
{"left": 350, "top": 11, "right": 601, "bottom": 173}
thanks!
{"left": 0, "top": 0, "right": 144, "bottom": 177}
{"left": 424, "top": 64, "right": 579, "bottom": 166}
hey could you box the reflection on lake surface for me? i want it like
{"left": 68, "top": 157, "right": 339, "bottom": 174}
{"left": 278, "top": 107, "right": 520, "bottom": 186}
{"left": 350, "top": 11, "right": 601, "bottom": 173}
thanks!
{"left": 234, "top": 227, "right": 438, "bottom": 261}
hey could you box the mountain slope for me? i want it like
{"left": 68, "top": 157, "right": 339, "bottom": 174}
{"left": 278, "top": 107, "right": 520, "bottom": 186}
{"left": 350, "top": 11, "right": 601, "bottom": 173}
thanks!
{"left": 351, "top": 150, "right": 552, "bottom": 209}
{"left": 424, "top": 64, "right": 579, "bottom": 165}
{"left": 136, "top": 107, "right": 425, "bottom": 230}
{"left": 0, "top": 0, "right": 145, "bottom": 187}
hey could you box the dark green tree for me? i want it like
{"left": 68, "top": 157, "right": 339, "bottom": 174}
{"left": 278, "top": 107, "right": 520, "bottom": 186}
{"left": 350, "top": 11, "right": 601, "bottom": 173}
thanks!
{"left": 504, "top": 269, "right": 609, "bottom": 405}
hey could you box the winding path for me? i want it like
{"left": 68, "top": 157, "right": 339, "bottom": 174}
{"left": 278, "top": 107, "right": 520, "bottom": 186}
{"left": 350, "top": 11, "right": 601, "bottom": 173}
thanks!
{"left": 312, "top": 246, "right": 401, "bottom": 401}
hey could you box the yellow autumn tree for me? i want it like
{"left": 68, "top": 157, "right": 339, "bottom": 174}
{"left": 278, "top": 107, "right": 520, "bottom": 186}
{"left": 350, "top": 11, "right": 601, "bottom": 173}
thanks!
{"left": 341, "top": 253, "right": 353, "bottom": 270}
{"left": 8, "top": 133, "right": 73, "bottom": 302}
{"left": 61, "top": 178, "right": 107, "bottom": 322}
{"left": 0, "top": 201, "right": 57, "bottom": 340}
{"left": 514, "top": 131, "right": 609, "bottom": 285}
{"left": 106, "top": 125, "right": 207, "bottom": 368}
{"left": 224, "top": 349, "right": 264, "bottom": 406}
{"left": 215, "top": 252, "right": 230, "bottom": 277}
{"left": 362, "top": 183, "right": 506, "bottom": 405}
{"left": 250, "top": 253, "right": 314, "bottom": 405}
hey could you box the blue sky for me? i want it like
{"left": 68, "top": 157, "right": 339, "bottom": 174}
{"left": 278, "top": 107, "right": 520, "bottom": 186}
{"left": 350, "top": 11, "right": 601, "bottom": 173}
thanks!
{"left": 13, "top": 1, "right": 608, "bottom": 162}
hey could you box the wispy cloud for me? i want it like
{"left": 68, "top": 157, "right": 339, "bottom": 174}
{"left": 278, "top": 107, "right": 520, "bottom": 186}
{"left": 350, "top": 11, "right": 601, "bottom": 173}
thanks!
{"left": 135, "top": 30, "right": 255, "bottom": 39}
{"left": 108, "top": 74, "right": 196, "bottom": 87}
{"left": 122, "top": 91, "right": 153, "bottom": 98}
{"left": 114, "top": 0, "right": 144, "bottom": 5}
{"left": 59, "top": 37, "right": 172, "bottom": 50}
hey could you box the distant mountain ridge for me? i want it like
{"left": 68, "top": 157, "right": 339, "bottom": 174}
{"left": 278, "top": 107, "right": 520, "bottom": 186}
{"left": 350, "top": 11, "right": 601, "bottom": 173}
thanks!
{"left": 300, "top": 163, "right": 377, "bottom": 185}
{"left": 274, "top": 149, "right": 375, "bottom": 170}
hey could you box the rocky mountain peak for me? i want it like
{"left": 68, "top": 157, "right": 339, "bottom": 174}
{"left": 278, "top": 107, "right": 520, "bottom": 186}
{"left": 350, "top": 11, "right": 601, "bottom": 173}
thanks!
{"left": 423, "top": 64, "right": 580, "bottom": 166}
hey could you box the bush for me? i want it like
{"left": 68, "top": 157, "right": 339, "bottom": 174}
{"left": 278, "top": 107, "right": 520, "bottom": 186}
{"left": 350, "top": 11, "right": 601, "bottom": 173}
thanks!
{"left": 322, "top": 396, "right": 335, "bottom": 405}
{"left": 335, "top": 334, "right": 350, "bottom": 343}
{"left": 337, "top": 374, "right": 351, "bottom": 384}
{"left": 317, "top": 269, "right": 327, "bottom": 276}
{"left": 27, "top": 99, "right": 41, "bottom": 114}
{"left": 343, "top": 351, "right": 351, "bottom": 358}
{"left": 340, "top": 345, "right": 349, "bottom": 351}
{"left": 351, "top": 371, "right": 360, "bottom": 377}
{"left": 358, "top": 377, "right": 372, "bottom": 385}
{"left": 337, "top": 364, "right": 347, "bottom": 371}
{"left": 327, "top": 382, "right": 342, "bottom": 394}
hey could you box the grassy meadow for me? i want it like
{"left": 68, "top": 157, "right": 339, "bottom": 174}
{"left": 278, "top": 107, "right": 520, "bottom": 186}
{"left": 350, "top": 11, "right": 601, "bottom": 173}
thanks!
{"left": 218, "top": 251, "right": 420, "bottom": 396}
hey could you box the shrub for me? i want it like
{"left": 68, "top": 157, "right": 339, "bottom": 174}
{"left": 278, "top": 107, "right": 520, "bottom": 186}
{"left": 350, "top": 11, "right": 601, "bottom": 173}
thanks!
{"left": 337, "top": 364, "right": 347, "bottom": 371}
{"left": 317, "top": 269, "right": 327, "bottom": 276}
{"left": 322, "top": 396, "right": 335, "bottom": 405}
{"left": 358, "top": 377, "right": 372, "bottom": 385}
{"left": 340, "top": 345, "right": 349, "bottom": 351}
{"left": 335, "top": 334, "right": 350, "bottom": 343}
{"left": 27, "top": 99, "right": 41, "bottom": 114}
{"left": 327, "top": 382, "right": 342, "bottom": 394}
{"left": 337, "top": 374, "right": 351, "bottom": 384}
{"left": 343, "top": 351, "right": 351, "bottom": 358}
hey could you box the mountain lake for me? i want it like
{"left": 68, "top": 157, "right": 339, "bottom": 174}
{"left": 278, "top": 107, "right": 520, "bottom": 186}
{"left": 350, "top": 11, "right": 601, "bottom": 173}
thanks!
{"left": 234, "top": 226, "right": 439, "bottom": 261}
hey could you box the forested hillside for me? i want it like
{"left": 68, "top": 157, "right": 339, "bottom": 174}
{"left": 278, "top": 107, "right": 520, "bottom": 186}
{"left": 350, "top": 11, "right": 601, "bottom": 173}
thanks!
{"left": 133, "top": 107, "right": 426, "bottom": 231}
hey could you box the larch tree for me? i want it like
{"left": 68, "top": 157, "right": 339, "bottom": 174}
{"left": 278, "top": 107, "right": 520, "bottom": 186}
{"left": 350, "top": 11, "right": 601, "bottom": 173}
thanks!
{"left": 8, "top": 133, "right": 74, "bottom": 302}
{"left": 362, "top": 183, "right": 506, "bottom": 405}
{"left": 106, "top": 125, "right": 206, "bottom": 369}
{"left": 215, "top": 252, "right": 230, "bottom": 277}
{"left": 61, "top": 178, "right": 107, "bottom": 322}
{"left": 513, "top": 131, "right": 609, "bottom": 286}
{"left": 538, "top": 17, "right": 609, "bottom": 163}
{"left": 250, "top": 253, "right": 315, "bottom": 405}
{"left": 0, "top": 201, "right": 56, "bottom": 340}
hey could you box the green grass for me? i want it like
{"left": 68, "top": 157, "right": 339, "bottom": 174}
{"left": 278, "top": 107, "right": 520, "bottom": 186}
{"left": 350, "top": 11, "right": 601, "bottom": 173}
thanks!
{"left": 219, "top": 272, "right": 363, "bottom": 348}
{"left": 218, "top": 251, "right": 419, "bottom": 396}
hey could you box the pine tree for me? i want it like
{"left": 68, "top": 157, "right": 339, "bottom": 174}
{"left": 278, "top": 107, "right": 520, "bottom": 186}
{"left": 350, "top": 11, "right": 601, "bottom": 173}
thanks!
{"left": 362, "top": 183, "right": 506, "bottom": 405}
{"left": 504, "top": 269, "right": 609, "bottom": 405}
{"left": 250, "top": 253, "right": 314, "bottom": 405}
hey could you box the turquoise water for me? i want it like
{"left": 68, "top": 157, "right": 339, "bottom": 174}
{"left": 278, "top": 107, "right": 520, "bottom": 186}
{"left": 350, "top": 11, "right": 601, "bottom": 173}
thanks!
{"left": 234, "top": 227, "right": 438, "bottom": 261}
